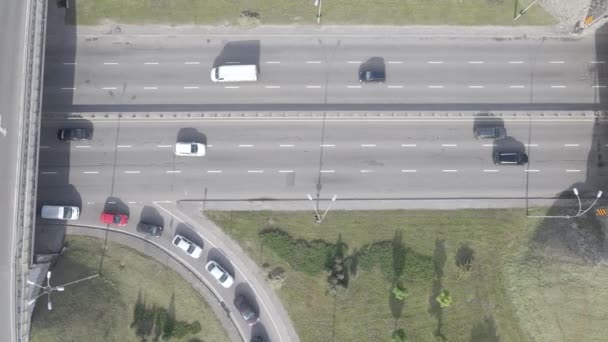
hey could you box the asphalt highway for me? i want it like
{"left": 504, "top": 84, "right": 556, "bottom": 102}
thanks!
{"left": 42, "top": 35, "right": 605, "bottom": 108}
{"left": 37, "top": 119, "right": 596, "bottom": 205}
{"left": 0, "top": 1, "right": 28, "bottom": 340}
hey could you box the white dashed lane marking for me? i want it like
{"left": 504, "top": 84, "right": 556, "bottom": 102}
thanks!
{"left": 388, "top": 61, "right": 403, "bottom": 64}
{"left": 238, "top": 144, "right": 254, "bottom": 148}
{"left": 428, "top": 61, "right": 443, "bottom": 64}
{"left": 144, "top": 62, "right": 159, "bottom": 65}
{"left": 183, "top": 86, "right": 199, "bottom": 89}
{"left": 591, "top": 61, "right": 606, "bottom": 64}
{"left": 428, "top": 85, "right": 444, "bottom": 89}
{"left": 278, "top": 170, "right": 294, "bottom": 173}
{"left": 166, "top": 170, "right": 181, "bottom": 174}
{"left": 143, "top": 87, "right": 158, "bottom": 90}
{"left": 524, "top": 144, "right": 538, "bottom": 147}
{"left": 248, "top": 170, "right": 264, "bottom": 173}
{"left": 441, "top": 144, "right": 457, "bottom": 147}
{"left": 117, "top": 145, "right": 131, "bottom": 148}
{"left": 102, "top": 87, "right": 117, "bottom": 90}
{"left": 360, "top": 170, "right": 375, "bottom": 173}
{"left": 306, "top": 61, "right": 322, "bottom": 64}
{"left": 157, "top": 145, "right": 172, "bottom": 148}
{"left": 125, "top": 171, "right": 141, "bottom": 174}
{"left": 265, "top": 86, "right": 281, "bottom": 89}
{"left": 320, "top": 170, "right": 335, "bottom": 173}
{"left": 387, "top": 85, "right": 404, "bottom": 89}
{"left": 564, "top": 144, "right": 580, "bottom": 147}
{"left": 401, "top": 144, "right": 417, "bottom": 147}
{"left": 207, "top": 170, "right": 223, "bottom": 173}
{"left": 442, "top": 169, "right": 458, "bottom": 173}
{"left": 103, "top": 62, "right": 119, "bottom": 65}
{"left": 509, "top": 61, "right": 524, "bottom": 64}
{"left": 468, "top": 85, "right": 484, "bottom": 89}
{"left": 306, "top": 85, "right": 322, "bottom": 89}
{"left": 320, "top": 144, "right": 335, "bottom": 147}
{"left": 265, "top": 61, "right": 281, "bottom": 64}
{"left": 566, "top": 169, "right": 581, "bottom": 173}
{"left": 225, "top": 86, "right": 240, "bottom": 89}
{"left": 347, "top": 85, "right": 362, "bottom": 89}
{"left": 361, "top": 144, "right": 376, "bottom": 147}
{"left": 468, "top": 61, "right": 484, "bottom": 64}
{"left": 75, "top": 145, "right": 91, "bottom": 148}
{"left": 525, "top": 169, "right": 540, "bottom": 173}
{"left": 551, "top": 85, "right": 566, "bottom": 88}
{"left": 83, "top": 171, "right": 99, "bottom": 174}
{"left": 279, "top": 144, "right": 294, "bottom": 147}
{"left": 549, "top": 61, "right": 565, "bottom": 64}
{"left": 483, "top": 170, "right": 499, "bottom": 173}
{"left": 184, "top": 62, "right": 200, "bottom": 65}
{"left": 401, "top": 169, "right": 417, "bottom": 173}
{"left": 509, "top": 85, "right": 525, "bottom": 89}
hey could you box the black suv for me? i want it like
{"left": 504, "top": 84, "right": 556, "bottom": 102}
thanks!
{"left": 493, "top": 152, "right": 528, "bottom": 165}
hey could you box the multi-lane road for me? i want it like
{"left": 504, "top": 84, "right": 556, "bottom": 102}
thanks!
{"left": 42, "top": 33, "right": 607, "bottom": 110}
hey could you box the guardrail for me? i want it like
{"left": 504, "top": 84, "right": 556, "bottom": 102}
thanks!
{"left": 15, "top": 0, "right": 47, "bottom": 341}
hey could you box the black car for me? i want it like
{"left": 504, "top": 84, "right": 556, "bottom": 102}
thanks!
{"left": 493, "top": 152, "right": 528, "bottom": 165}
{"left": 359, "top": 70, "right": 385, "bottom": 83}
{"left": 136, "top": 222, "right": 163, "bottom": 237}
{"left": 58, "top": 128, "right": 92, "bottom": 141}
{"left": 234, "top": 295, "right": 259, "bottom": 326}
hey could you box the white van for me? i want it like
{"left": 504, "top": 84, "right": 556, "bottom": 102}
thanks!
{"left": 41, "top": 205, "right": 80, "bottom": 220}
{"left": 210, "top": 64, "right": 258, "bottom": 82}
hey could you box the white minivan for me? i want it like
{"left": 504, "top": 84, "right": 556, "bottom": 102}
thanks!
{"left": 210, "top": 64, "right": 258, "bottom": 82}
{"left": 41, "top": 205, "right": 80, "bottom": 220}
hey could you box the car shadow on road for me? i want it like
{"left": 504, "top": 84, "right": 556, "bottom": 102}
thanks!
{"left": 139, "top": 205, "right": 164, "bottom": 227}
{"left": 103, "top": 197, "right": 130, "bottom": 217}
{"left": 212, "top": 40, "right": 261, "bottom": 70}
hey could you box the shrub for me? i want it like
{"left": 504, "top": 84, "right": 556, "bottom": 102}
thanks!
{"left": 392, "top": 284, "right": 409, "bottom": 301}
{"left": 391, "top": 328, "right": 408, "bottom": 342}
{"left": 436, "top": 289, "right": 452, "bottom": 308}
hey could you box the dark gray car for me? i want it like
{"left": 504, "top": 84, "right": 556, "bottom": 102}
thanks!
{"left": 136, "top": 222, "right": 163, "bottom": 237}
{"left": 474, "top": 127, "right": 506, "bottom": 139}
{"left": 493, "top": 152, "right": 528, "bottom": 165}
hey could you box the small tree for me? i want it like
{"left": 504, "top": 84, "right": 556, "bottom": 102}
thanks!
{"left": 392, "top": 284, "right": 409, "bottom": 301}
{"left": 436, "top": 289, "right": 452, "bottom": 308}
{"left": 391, "top": 328, "right": 408, "bottom": 342}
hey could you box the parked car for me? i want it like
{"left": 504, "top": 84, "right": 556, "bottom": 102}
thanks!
{"left": 474, "top": 127, "right": 506, "bottom": 139}
{"left": 174, "top": 142, "right": 206, "bottom": 156}
{"left": 205, "top": 260, "right": 234, "bottom": 288}
{"left": 57, "top": 128, "right": 93, "bottom": 141}
{"left": 172, "top": 234, "right": 203, "bottom": 259}
{"left": 234, "top": 295, "right": 259, "bottom": 326}
{"left": 136, "top": 222, "right": 163, "bottom": 237}
{"left": 41, "top": 205, "right": 80, "bottom": 220}
{"left": 493, "top": 152, "right": 528, "bottom": 165}
{"left": 99, "top": 211, "right": 128, "bottom": 226}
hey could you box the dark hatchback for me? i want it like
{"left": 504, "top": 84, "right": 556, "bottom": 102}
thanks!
{"left": 234, "top": 295, "right": 259, "bottom": 326}
{"left": 58, "top": 128, "right": 93, "bottom": 141}
{"left": 493, "top": 152, "right": 528, "bottom": 165}
{"left": 136, "top": 222, "right": 164, "bottom": 237}
{"left": 359, "top": 70, "right": 385, "bottom": 83}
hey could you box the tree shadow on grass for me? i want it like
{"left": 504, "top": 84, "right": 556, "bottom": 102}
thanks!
{"left": 470, "top": 316, "right": 500, "bottom": 342}
{"left": 390, "top": 230, "right": 407, "bottom": 319}
{"left": 428, "top": 239, "right": 447, "bottom": 341}
{"left": 455, "top": 243, "right": 475, "bottom": 271}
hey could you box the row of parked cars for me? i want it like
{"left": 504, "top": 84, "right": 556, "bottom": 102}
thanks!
{"left": 40, "top": 205, "right": 260, "bottom": 327}
{"left": 474, "top": 126, "right": 529, "bottom": 165}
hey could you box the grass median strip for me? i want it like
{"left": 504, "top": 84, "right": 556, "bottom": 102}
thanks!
{"left": 208, "top": 208, "right": 608, "bottom": 342}
{"left": 71, "top": 0, "right": 554, "bottom": 26}
{"left": 30, "top": 235, "right": 230, "bottom": 342}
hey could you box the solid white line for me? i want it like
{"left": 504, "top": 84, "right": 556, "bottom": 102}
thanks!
{"left": 247, "top": 170, "right": 264, "bottom": 173}
{"left": 143, "top": 86, "right": 158, "bottom": 90}
{"left": 117, "top": 145, "right": 131, "bottom": 148}
{"left": 157, "top": 145, "right": 172, "bottom": 148}
{"left": 278, "top": 170, "right": 294, "bottom": 173}
{"left": 468, "top": 85, "right": 484, "bottom": 89}
{"left": 39, "top": 146, "right": 50, "bottom": 149}
{"left": 306, "top": 85, "right": 322, "bottom": 88}
{"left": 41, "top": 171, "right": 57, "bottom": 175}
{"left": 428, "top": 61, "right": 443, "bottom": 64}
{"left": 125, "top": 171, "right": 141, "bottom": 174}
{"left": 387, "top": 85, "right": 403, "bottom": 89}
{"left": 442, "top": 144, "right": 457, "bottom": 147}
{"left": 551, "top": 85, "right": 566, "bottom": 88}
{"left": 184, "top": 62, "right": 200, "bottom": 65}
{"left": 144, "top": 62, "right": 159, "bottom": 65}
{"left": 207, "top": 170, "right": 223, "bottom": 173}
{"left": 401, "top": 144, "right": 417, "bottom": 147}
{"left": 306, "top": 61, "right": 321, "bottom": 64}
{"left": 592, "top": 85, "right": 606, "bottom": 88}
{"left": 591, "top": 61, "right": 606, "bottom": 64}
{"left": 320, "top": 170, "right": 335, "bottom": 173}
{"left": 468, "top": 61, "right": 484, "bottom": 64}
{"left": 347, "top": 85, "right": 362, "bottom": 88}
{"left": 102, "top": 87, "right": 117, "bottom": 90}
{"left": 442, "top": 169, "right": 458, "bottom": 173}
{"left": 279, "top": 144, "right": 294, "bottom": 147}
{"left": 549, "top": 61, "right": 565, "bottom": 64}
{"left": 525, "top": 169, "right": 540, "bottom": 172}
{"left": 83, "top": 171, "right": 99, "bottom": 174}
{"left": 428, "top": 85, "right": 444, "bottom": 88}
{"left": 525, "top": 144, "right": 538, "bottom": 147}
{"left": 183, "top": 86, "right": 200, "bottom": 89}
{"left": 483, "top": 143, "right": 496, "bottom": 147}
{"left": 60, "top": 87, "right": 76, "bottom": 90}
{"left": 347, "top": 61, "right": 361, "bottom": 64}
{"left": 103, "top": 62, "right": 118, "bottom": 65}
{"left": 320, "top": 144, "right": 335, "bottom": 147}
{"left": 166, "top": 170, "right": 182, "bottom": 173}
{"left": 401, "top": 169, "right": 417, "bottom": 173}
{"left": 564, "top": 144, "right": 580, "bottom": 147}
{"left": 361, "top": 144, "right": 376, "bottom": 147}
{"left": 388, "top": 61, "right": 403, "bottom": 64}
{"left": 509, "top": 61, "right": 524, "bottom": 64}
{"left": 566, "top": 169, "right": 581, "bottom": 172}
{"left": 483, "top": 170, "right": 499, "bottom": 172}
{"left": 238, "top": 144, "right": 254, "bottom": 148}
{"left": 225, "top": 86, "right": 240, "bottom": 89}
{"left": 509, "top": 85, "right": 525, "bottom": 88}
{"left": 75, "top": 145, "right": 91, "bottom": 148}
{"left": 128, "top": 201, "right": 137, "bottom": 204}
{"left": 265, "top": 61, "right": 281, "bottom": 64}
{"left": 265, "top": 85, "right": 281, "bottom": 89}
{"left": 360, "top": 170, "right": 374, "bottom": 173}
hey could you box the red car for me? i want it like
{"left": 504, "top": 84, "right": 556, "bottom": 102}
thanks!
{"left": 100, "top": 212, "right": 128, "bottom": 226}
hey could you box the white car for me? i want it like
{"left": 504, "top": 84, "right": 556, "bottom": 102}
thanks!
{"left": 205, "top": 260, "right": 234, "bottom": 288}
{"left": 171, "top": 234, "right": 203, "bottom": 259}
{"left": 174, "top": 142, "right": 206, "bottom": 157}
{"left": 41, "top": 205, "right": 80, "bottom": 220}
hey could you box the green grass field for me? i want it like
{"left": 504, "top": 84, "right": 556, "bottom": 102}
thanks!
{"left": 208, "top": 209, "right": 608, "bottom": 342}
{"left": 29, "top": 235, "right": 230, "bottom": 342}
{"left": 71, "top": 0, "right": 554, "bottom": 26}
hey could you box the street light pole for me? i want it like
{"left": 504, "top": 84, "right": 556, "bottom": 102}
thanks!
{"left": 314, "top": 0, "right": 323, "bottom": 24}
{"left": 318, "top": 194, "right": 337, "bottom": 223}
{"left": 528, "top": 188, "right": 603, "bottom": 219}
{"left": 513, "top": 0, "right": 540, "bottom": 21}
{"left": 307, "top": 193, "right": 322, "bottom": 223}
{"left": 27, "top": 271, "right": 99, "bottom": 310}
